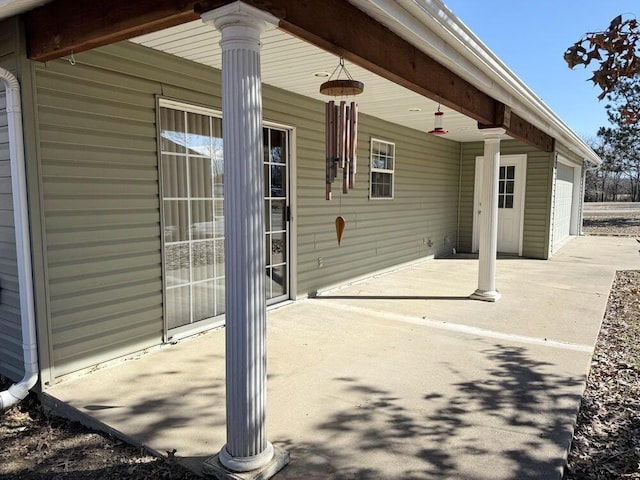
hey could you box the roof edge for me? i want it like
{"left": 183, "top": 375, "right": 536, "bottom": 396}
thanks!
{"left": 353, "top": 0, "right": 602, "bottom": 165}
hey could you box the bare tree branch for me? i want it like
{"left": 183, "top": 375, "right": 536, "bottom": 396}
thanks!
{"left": 565, "top": 15, "right": 640, "bottom": 123}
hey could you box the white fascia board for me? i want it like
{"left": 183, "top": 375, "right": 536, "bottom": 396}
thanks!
{"left": 349, "top": 0, "right": 602, "bottom": 165}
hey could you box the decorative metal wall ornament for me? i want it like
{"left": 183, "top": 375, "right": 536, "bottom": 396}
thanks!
{"left": 335, "top": 216, "right": 346, "bottom": 246}
{"left": 428, "top": 104, "right": 449, "bottom": 135}
{"left": 322, "top": 57, "right": 363, "bottom": 202}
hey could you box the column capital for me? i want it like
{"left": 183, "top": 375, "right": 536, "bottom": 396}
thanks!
{"left": 201, "top": 1, "right": 279, "bottom": 34}
{"left": 481, "top": 127, "right": 506, "bottom": 141}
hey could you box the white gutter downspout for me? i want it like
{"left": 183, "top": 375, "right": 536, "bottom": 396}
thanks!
{"left": 0, "top": 67, "right": 38, "bottom": 409}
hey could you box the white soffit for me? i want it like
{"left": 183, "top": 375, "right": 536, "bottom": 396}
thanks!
{"left": 131, "top": 21, "right": 484, "bottom": 143}
{"left": 348, "top": 0, "right": 600, "bottom": 164}
{"left": 0, "top": 0, "right": 50, "bottom": 20}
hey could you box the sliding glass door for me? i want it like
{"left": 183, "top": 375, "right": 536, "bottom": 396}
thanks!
{"left": 159, "top": 101, "right": 290, "bottom": 338}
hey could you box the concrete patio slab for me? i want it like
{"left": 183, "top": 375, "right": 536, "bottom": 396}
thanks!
{"left": 43, "top": 236, "right": 639, "bottom": 479}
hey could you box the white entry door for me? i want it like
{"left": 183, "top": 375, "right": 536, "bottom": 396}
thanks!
{"left": 473, "top": 154, "right": 526, "bottom": 255}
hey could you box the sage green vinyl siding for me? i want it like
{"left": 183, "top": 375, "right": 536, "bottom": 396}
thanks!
{"left": 296, "top": 116, "right": 460, "bottom": 294}
{"left": 0, "top": 18, "right": 22, "bottom": 381}
{"left": 458, "top": 142, "right": 479, "bottom": 254}
{"left": 260, "top": 79, "right": 460, "bottom": 293}
{"left": 33, "top": 45, "right": 174, "bottom": 377}
{"left": 459, "top": 140, "right": 553, "bottom": 259}
{"left": 33, "top": 41, "right": 460, "bottom": 377}
{"left": 555, "top": 144, "right": 584, "bottom": 165}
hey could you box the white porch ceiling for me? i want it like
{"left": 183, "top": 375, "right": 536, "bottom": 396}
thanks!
{"left": 0, "top": 0, "right": 50, "bottom": 20}
{"left": 131, "top": 20, "right": 488, "bottom": 143}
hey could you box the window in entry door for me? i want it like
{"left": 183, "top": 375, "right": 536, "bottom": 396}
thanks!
{"left": 498, "top": 165, "right": 515, "bottom": 209}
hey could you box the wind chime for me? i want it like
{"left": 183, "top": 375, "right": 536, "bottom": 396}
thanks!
{"left": 321, "top": 57, "right": 364, "bottom": 245}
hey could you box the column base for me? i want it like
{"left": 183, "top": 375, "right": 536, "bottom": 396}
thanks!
{"left": 470, "top": 289, "right": 502, "bottom": 302}
{"left": 202, "top": 445, "right": 290, "bottom": 480}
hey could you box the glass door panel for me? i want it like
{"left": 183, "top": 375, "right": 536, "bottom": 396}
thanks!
{"left": 160, "top": 106, "right": 226, "bottom": 335}
{"left": 264, "top": 126, "right": 289, "bottom": 303}
{"left": 160, "top": 103, "right": 290, "bottom": 336}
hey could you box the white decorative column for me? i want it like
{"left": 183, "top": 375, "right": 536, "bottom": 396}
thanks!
{"left": 201, "top": 3, "right": 289, "bottom": 478}
{"left": 471, "top": 128, "right": 505, "bottom": 302}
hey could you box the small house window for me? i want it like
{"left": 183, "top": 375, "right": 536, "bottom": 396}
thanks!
{"left": 498, "top": 165, "right": 515, "bottom": 209}
{"left": 370, "top": 138, "right": 395, "bottom": 199}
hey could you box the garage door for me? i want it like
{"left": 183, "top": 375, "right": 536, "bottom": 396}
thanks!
{"left": 552, "top": 163, "right": 575, "bottom": 249}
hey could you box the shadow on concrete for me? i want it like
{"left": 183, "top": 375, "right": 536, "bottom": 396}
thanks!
{"left": 63, "top": 377, "right": 225, "bottom": 441}
{"left": 440, "top": 254, "right": 530, "bottom": 261}
{"left": 315, "top": 295, "right": 471, "bottom": 301}
{"left": 41, "top": 355, "right": 228, "bottom": 463}
{"left": 262, "top": 343, "right": 583, "bottom": 479}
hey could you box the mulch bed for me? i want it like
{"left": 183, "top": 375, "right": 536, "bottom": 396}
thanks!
{"left": 563, "top": 270, "right": 640, "bottom": 479}
{"left": 0, "top": 380, "right": 200, "bottom": 479}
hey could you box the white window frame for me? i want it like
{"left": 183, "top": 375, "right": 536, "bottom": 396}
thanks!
{"left": 157, "top": 99, "right": 226, "bottom": 342}
{"left": 157, "top": 98, "right": 295, "bottom": 342}
{"left": 369, "top": 137, "right": 395, "bottom": 200}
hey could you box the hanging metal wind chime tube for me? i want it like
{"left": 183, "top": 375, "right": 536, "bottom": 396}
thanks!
{"left": 349, "top": 102, "right": 358, "bottom": 189}
{"left": 321, "top": 57, "right": 363, "bottom": 201}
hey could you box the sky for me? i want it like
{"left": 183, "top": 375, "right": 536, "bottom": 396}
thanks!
{"left": 443, "top": 0, "right": 640, "bottom": 141}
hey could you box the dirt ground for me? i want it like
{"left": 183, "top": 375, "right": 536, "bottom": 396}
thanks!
{"left": 0, "top": 377, "right": 199, "bottom": 479}
{"left": 1, "top": 211, "right": 639, "bottom": 479}
{"left": 563, "top": 270, "right": 640, "bottom": 479}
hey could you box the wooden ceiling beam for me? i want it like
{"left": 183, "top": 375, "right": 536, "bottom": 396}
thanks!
{"left": 507, "top": 113, "right": 555, "bottom": 152}
{"left": 25, "top": 0, "right": 228, "bottom": 62}
{"left": 26, "top": 0, "right": 497, "bottom": 124}
{"left": 477, "top": 104, "right": 554, "bottom": 152}
{"left": 26, "top": 0, "right": 555, "bottom": 151}
{"left": 249, "top": 0, "right": 554, "bottom": 151}
{"left": 245, "top": 0, "right": 498, "bottom": 125}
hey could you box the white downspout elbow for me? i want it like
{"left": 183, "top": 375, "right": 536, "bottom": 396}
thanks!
{"left": 0, "top": 67, "right": 38, "bottom": 409}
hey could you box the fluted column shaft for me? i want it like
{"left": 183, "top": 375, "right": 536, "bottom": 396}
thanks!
{"left": 472, "top": 128, "right": 505, "bottom": 302}
{"left": 202, "top": 3, "right": 278, "bottom": 472}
